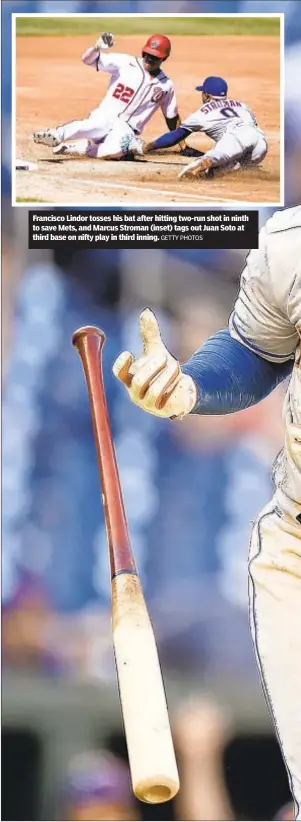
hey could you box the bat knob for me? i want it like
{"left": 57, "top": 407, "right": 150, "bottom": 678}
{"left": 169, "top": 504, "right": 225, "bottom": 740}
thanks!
{"left": 72, "top": 326, "right": 106, "bottom": 351}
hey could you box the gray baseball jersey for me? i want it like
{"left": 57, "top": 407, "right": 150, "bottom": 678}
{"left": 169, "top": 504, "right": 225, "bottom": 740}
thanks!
{"left": 229, "top": 206, "right": 301, "bottom": 517}
{"left": 182, "top": 98, "right": 262, "bottom": 142}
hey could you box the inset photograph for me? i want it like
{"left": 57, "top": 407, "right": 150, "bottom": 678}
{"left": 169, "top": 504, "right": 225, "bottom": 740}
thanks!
{"left": 14, "top": 13, "right": 283, "bottom": 207}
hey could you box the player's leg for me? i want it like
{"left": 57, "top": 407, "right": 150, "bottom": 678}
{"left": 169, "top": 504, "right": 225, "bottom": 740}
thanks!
{"left": 51, "top": 120, "right": 138, "bottom": 161}
{"left": 249, "top": 502, "right": 301, "bottom": 819}
{"left": 92, "top": 120, "right": 138, "bottom": 160}
{"left": 52, "top": 139, "right": 94, "bottom": 157}
{"left": 33, "top": 109, "right": 110, "bottom": 148}
{"left": 179, "top": 132, "right": 243, "bottom": 179}
{"left": 244, "top": 134, "right": 268, "bottom": 167}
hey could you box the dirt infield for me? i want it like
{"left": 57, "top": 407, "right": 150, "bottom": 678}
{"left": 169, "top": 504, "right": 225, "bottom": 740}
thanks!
{"left": 15, "top": 34, "right": 281, "bottom": 205}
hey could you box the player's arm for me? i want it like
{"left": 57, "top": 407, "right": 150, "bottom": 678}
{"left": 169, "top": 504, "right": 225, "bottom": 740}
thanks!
{"left": 165, "top": 114, "right": 181, "bottom": 131}
{"left": 144, "top": 108, "right": 202, "bottom": 154}
{"left": 164, "top": 113, "right": 187, "bottom": 152}
{"left": 158, "top": 87, "right": 187, "bottom": 150}
{"left": 82, "top": 32, "right": 125, "bottom": 73}
{"left": 113, "top": 309, "right": 292, "bottom": 420}
{"left": 159, "top": 86, "right": 203, "bottom": 154}
{"left": 144, "top": 125, "right": 191, "bottom": 152}
{"left": 181, "top": 329, "right": 293, "bottom": 415}
{"left": 181, "top": 221, "right": 298, "bottom": 414}
{"left": 113, "top": 224, "right": 296, "bottom": 420}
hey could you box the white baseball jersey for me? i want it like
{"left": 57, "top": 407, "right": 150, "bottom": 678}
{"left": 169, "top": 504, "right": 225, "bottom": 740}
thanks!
{"left": 229, "top": 206, "right": 301, "bottom": 518}
{"left": 83, "top": 50, "right": 178, "bottom": 134}
{"left": 182, "top": 98, "right": 263, "bottom": 142}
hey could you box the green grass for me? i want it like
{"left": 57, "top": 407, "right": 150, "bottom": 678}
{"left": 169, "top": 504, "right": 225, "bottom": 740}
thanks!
{"left": 16, "top": 196, "right": 49, "bottom": 203}
{"left": 16, "top": 15, "right": 280, "bottom": 37}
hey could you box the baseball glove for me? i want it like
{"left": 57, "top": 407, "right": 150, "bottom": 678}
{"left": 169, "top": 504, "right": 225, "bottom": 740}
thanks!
{"left": 180, "top": 146, "right": 205, "bottom": 158}
{"left": 95, "top": 32, "right": 115, "bottom": 50}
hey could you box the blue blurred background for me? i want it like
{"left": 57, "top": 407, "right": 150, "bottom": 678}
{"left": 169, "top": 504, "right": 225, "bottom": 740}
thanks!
{"left": 2, "top": 2, "right": 301, "bottom": 821}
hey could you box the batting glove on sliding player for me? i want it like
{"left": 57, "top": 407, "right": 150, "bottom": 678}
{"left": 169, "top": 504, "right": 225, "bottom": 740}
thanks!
{"left": 113, "top": 308, "right": 197, "bottom": 419}
{"left": 94, "top": 31, "right": 115, "bottom": 50}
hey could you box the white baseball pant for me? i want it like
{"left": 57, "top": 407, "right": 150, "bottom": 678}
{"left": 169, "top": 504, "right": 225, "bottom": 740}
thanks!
{"left": 249, "top": 499, "right": 301, "bottom": 819}
{"left": 57, "top": 110, "right": 136, "bottom": 159}
{"left": 206, "top": 124, "right": 267, "bottom": 169}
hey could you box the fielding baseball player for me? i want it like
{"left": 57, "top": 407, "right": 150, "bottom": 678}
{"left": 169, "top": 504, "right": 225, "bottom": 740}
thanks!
{"left": 134, "top": 75, "right": 268, "bottom": 178}
{"left": 112, "top": 206, "right": 301, "bottom": 819}
{"left": 33, "top": 32, "right": 199, "bottom": 161}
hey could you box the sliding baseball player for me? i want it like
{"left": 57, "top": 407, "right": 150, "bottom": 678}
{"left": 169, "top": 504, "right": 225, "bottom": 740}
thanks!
{"left": 33, "top": 32, "right": 199, "bottom": 161}
{"left": 134, "top": 75, "right": 268, "bottom": 178}
{"left": 113, "top": 205, "right": 301, "bottom": 819}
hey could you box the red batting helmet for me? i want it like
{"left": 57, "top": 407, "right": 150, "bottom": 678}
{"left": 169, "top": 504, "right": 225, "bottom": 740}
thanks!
{"left": 142, "top": 34, "right": 171, "bottom": 60}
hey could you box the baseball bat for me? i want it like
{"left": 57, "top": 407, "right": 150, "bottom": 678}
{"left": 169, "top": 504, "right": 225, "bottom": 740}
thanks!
{"left": 72, "top": 326, "right": 180, "bottom": 805}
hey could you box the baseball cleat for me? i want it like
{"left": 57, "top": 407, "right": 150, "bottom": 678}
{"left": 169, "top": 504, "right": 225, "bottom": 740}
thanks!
{"left": 178, "top": 156, "right": 214, "bottom": 180}
{"left": 33, "top": 129, "right": 61, "bottom": 147}
{"left": 204, "top": 162, "right": 241, "bottom": 179}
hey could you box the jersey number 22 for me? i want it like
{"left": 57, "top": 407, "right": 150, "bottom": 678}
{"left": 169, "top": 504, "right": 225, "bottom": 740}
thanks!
{"left": 113, "top": 83, "right": 135, "bottom": 103}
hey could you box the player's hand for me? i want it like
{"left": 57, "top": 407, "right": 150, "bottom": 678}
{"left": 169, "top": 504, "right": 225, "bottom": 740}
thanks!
{"left": 112, "top": 308, "right": 197, "bottom": 419}
{"left": 94, "top": 31, "right": 115, "bottom": 50}
{"left": 141, "top": 141, "right": 154, "bottom": 154}
{"left": 180, "top": 146, "right": 205, "bottom": 158}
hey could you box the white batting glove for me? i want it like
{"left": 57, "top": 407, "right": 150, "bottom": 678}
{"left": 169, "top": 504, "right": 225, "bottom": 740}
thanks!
{"left": 112, "top": 308, "right": 197, "bottom": 419}
{"left": 94, "top": 31, "right": 115, "bottom": 51}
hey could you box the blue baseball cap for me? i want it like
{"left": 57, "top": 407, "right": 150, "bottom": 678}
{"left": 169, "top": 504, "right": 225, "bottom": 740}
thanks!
{"left": 196, "top": 76, "right": 228, "bottom": 97}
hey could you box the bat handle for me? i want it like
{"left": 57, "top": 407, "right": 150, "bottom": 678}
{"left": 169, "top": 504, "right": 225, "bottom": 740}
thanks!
{"left": 72, "top": 325, "right": 136, "bottom": 578}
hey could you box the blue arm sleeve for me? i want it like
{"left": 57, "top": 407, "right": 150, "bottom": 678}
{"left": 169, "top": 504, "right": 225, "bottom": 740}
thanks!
{"left": 152, "top": 126, "right": 191, "bottom": 150}
{"left": 181, "top": 328, "right": 293, "bottom": 415}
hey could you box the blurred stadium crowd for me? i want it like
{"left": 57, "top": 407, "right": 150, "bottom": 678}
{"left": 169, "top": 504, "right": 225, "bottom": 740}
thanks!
{"left": 2, "top": 1, "right": 301, "bottom": 820}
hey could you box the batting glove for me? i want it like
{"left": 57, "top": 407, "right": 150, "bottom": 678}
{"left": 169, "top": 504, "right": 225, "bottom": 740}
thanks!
{"left": 94, "top": 31, "right": 115, "bottom": 50}
{"left": 112, "top": 308, "right": 197, "bottom": 419}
